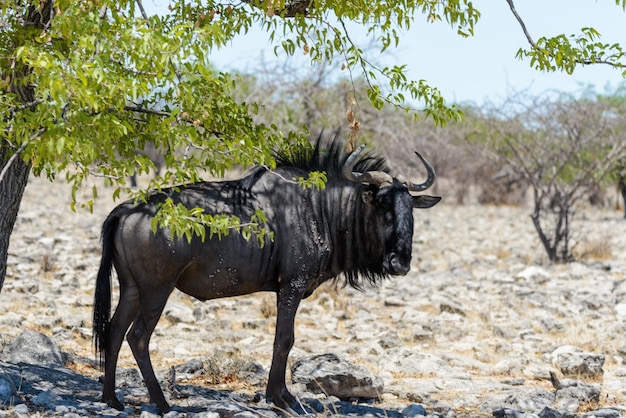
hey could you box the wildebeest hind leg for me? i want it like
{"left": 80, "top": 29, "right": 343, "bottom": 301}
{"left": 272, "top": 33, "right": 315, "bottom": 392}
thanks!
{"left": 126, "top": 290, "right": 174, "bottom": 413}
{"left": 266, "top": 281, "right": 304, "bottom": 413}
{"left": 103, "top": 281, "right": 140, "bottom": 410}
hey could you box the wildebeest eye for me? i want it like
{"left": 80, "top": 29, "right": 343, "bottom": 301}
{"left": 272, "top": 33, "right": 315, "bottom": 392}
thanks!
{"left": 376, "top": 199, "right": 391, "bottom": 212}
{"left": 376, "top": 193, "right": 394, "bottom": 211}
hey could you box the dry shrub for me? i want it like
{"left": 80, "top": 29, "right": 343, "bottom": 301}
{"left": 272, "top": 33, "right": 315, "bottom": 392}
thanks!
{"left": 454, "top": 407, "right": 493, "bottom": 418}
{"left": 259, "top": 296, "right": 276, "bottom": 319}
{"left": 200, "top": 350, "right": 264, "bottom": 387}
{"left": 577, "top": 398, "right": 602, "bottom": 414}
{"left": 40, "top": 252, "right": 56, "bottom": 272}
{"left": 575, "top": 238, "right": 613, "bottom": 261}
{"left": 477, "top": 169, "right": 529, "bottom": 206}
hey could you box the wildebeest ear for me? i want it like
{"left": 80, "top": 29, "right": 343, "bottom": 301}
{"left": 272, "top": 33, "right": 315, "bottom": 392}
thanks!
{"left": 413, "top": 195, "right": 441, "bottom": 208}
{"left": 362, "top": 190, "right": 375, "bottom": 204}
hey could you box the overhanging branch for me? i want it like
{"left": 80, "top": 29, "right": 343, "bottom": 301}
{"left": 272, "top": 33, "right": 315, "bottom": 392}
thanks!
{"left": 506, "top": 0, "right": 626, "bottom": 69}
{"left": 123, "top": 105, "right": 170, "bottom": 117}
{"left": 504, "top": 0, "right": 535, "bottom": 46}
{"left": 0, "top": 127, "right": 45, "bottom": 183}
{"left": 241, "top": 0, "right": 313, "bottom": 17}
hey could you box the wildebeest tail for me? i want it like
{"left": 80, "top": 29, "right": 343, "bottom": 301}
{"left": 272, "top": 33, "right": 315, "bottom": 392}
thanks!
{"left": 93, "top": 211, "right": 119, "bottom": 367}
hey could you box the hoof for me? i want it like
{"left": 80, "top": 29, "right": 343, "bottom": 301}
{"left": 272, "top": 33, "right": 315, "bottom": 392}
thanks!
{"left": 158, "top": 404, "right": 171, "bottom": 414}
{"left": 151, "top": 400, "right": 171, "bottom": 414}
{"left": 103, "top": 396, "right": 124, "bottom": 411}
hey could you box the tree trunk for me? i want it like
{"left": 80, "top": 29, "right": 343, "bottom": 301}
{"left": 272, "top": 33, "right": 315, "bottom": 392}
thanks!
{"left": 0, "top": 150, "right": 31, "bottom": 293}
{"left": 530, "top": 187, "right": 557, "bottom": 262}
{"left": 0, "top": 1, "right": 52, "bottom": 292}
{"left": 618, "top": 175, "right": 626, "bottom": 219}
{"left": 531, "top": 208, "right": 556, "bottom": 262}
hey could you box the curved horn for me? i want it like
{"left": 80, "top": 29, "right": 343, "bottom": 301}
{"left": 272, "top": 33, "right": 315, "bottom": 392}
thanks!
{"left": 343, "top": 144, "right": 394, "bottom": 187}
{"left": 406, "top": 151, "right": 436, "bottom": 192}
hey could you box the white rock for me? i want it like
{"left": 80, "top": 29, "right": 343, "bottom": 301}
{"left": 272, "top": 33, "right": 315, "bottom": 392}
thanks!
{"left": 163, "top": 303, "right": 195, "bottom": 324}
{"left": 614, "top": 303, "right": 626, "bottom": 320}
{"left": 515, "top": 266, "right": 550, "bottom": 282}
{"left": 550, "top": 345, "right": 605, "bottom": 378}
{"left": 380, "top": 347, "right": 452, "bottom": 377}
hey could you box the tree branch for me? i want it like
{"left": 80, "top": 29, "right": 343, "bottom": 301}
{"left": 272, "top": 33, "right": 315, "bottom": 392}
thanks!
{"left": 9, "top": 99, "right": 45, "bottom": 114}
{"left": 135, "top": 0, "right": 149, "bottom": 20}
{"left": 74, "top": 162, "right": 124, "bottom": 181}
{"left": 0, "top": 127, "right": 45, "bottom": 183}
{"left": 506, "top": 0, "right": 626, "bottom": 69}
{"left": 123, "top": 105, "right": 170, "bottom": 117}
{"left": 241, "top": 0, "right": 312, "bottom": 17}
{"left": 504, "top": 0, "right": 535, "bottom": 46}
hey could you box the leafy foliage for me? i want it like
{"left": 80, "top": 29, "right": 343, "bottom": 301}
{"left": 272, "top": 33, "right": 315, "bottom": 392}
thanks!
{"left": 150, "top": 201, "right": 274, "bottom": 246}
{"left": 2, "top": 0, "right": 626, "bottom": 247}
{"left": 506, "top": 0, "right": 626, "bottom": 77}
{"left": 0, "top": 0, "right": 479, "bottom": 242}
{"left": 517, "top": 28, "right": 626, "bottom": 76}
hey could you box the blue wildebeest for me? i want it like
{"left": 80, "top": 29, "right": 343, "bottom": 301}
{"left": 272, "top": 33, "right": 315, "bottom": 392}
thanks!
{"left": 92, "top": 138, "right": 441, "bottom": 413}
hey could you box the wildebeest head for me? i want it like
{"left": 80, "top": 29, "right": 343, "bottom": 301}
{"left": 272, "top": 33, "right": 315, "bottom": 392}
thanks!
{"left": 343, "top": 145, "right": 441, "bottom": 279}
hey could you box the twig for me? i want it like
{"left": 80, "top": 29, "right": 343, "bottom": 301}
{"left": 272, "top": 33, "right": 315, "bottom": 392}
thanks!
{"left": 228, "top": 396, "right": 278, "bottom": 418}
{"left": 9, "top": 99, "right": 45, "bottom": 114}
{"left": 240, "top": 0, "right": 311, "bottom": 18}
{"left": 0, "top": 127, "right": 45, "bottom": 183}
{"left": 261, "top": 165, "right": 299, "bottom": 184}
{"left": 123, "top": 105, "right": 170, "bottom": 117}
{"left": 504, "top": 0, "right": 536, "bottom": 47}
{"left": 135, "top": 0, "right": 149, "bottom": 19}
{"left": 74, "top": 162, "right": 124, "bottom": 180}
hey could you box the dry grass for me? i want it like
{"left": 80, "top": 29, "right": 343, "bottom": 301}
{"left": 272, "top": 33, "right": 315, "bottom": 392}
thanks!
{"left": 454, "top": 407, "right": 493, "bottom": 418}
{"left": 575, "top": 238, "right": 613, "bottom": 261}
{"left": 576, "top": 398, "right": 602, "bottom": 413}
{"left": 173, "top": 349, "right": 266, "bottom": 396}
{"left": 259, "top": 296, "right": 277, "bottom": 319}
{"left": 495, "top": 247, "right": 512, "bottom": 260}
{"left": 66, "top": 358, "right": 101, "bottom": 380}
{"left": 40, "top": 252, "right": 57, "bottom": 273}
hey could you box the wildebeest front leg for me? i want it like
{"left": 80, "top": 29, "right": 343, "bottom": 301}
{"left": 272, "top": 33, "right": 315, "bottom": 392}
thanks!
{"left": 266, "top": 280, "right": 305, "bottom": 412}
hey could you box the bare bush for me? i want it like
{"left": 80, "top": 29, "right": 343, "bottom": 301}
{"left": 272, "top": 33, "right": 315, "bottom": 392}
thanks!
{"left": 479, "top": 90, "right": 626, "bottom": 262}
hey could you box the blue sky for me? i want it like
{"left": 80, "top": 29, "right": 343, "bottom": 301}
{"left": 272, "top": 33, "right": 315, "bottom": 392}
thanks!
{"left": 146, "top": 1, "right": 626, "bottom": 104}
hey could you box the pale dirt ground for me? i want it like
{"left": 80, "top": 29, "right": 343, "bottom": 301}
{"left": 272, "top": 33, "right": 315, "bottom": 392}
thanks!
{"left": 2, "top": 173, "right": 626, "bottom": 415}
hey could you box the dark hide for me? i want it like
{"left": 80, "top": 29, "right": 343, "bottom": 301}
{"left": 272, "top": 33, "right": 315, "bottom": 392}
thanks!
{"left": 93, "top": 139, "right": 440, "bottom": 413}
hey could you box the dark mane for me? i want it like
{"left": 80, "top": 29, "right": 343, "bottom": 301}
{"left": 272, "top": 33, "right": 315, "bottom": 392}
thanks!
{"left": 277, "top": 136, "right": 392, "bottom": 290}
{"left": 274, "top": 136, "right": 390, "bottom": 179}
{"left": 239, "top": 136, "right": 395, "bottom": 291}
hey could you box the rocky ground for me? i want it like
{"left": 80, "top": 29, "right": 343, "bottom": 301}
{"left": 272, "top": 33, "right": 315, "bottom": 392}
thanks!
{"left": 1, "top": 174, "right": 626, "bottom": 417}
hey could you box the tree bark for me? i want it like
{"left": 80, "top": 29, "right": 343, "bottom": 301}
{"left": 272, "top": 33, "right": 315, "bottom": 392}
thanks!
{"left": 619, "top": 174, "right": 626, "bottom": 219}
{"left": 0, "top": 1, "right": 52, "bottom": 292}
{"left": 0, "top": 150, "right": 31, "bottom": 293}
